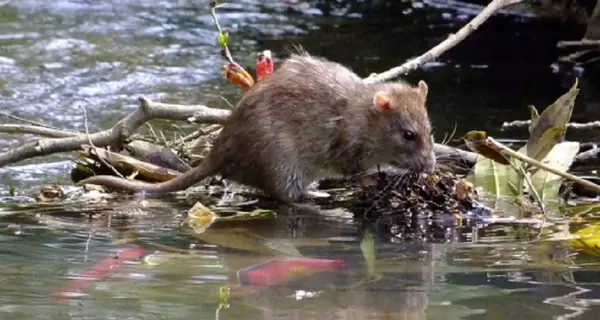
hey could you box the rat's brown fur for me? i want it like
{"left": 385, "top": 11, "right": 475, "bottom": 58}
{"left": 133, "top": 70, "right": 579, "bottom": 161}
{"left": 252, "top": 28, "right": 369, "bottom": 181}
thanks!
{"left": 77, "top": 53, "right": 436, "bottom": 205}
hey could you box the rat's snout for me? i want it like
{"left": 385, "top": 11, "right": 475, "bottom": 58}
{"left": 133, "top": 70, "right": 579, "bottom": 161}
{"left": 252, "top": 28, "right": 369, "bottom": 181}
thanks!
{"left": 412, "top": 148, "right": 436, "bottom": 174}
{"left": 421, "top": 149, "right": 437, "bottom": 173}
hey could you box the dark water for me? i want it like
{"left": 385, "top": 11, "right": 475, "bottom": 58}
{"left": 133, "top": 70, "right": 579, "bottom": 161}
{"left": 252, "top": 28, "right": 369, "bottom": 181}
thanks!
{"left": 1, "top": 0, "right": 600, "bottom": 319}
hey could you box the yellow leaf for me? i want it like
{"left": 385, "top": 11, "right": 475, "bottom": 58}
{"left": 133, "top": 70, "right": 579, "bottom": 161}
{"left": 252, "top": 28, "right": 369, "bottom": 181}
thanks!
{"left": 185, "top": 202, "right": 218, "bottom": 234}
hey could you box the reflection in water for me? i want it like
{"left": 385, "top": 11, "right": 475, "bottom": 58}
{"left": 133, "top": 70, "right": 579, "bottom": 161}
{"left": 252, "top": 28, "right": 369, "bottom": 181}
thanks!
{"left": 1, "top": 200, "right": 600, "bottom": 319}
{"left": 0, "top": 0, "right": 600, "bottom": 319}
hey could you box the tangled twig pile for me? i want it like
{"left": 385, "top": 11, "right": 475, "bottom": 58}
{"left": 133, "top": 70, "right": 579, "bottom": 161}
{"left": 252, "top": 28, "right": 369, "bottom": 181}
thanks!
{"left": 349, "top": 171, "right": 492, "bottom": 242}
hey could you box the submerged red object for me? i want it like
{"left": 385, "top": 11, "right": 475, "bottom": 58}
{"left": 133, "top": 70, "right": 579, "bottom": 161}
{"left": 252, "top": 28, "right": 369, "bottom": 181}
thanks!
{"left": 50, "top": 248, "right": 146, "bottom": 304}
{"left": 237, "top": 257, "right": 345, "bottom": 286}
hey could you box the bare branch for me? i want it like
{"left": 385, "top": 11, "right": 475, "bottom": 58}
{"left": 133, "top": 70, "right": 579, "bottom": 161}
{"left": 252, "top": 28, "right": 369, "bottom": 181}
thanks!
{"left": 502, "top": 119, "right": 600, "bottom": 131}
{"left": 557, "top": 39, "right": 600, "bottom": 49}
{"left": 81, "top": 104, "right": 125, "bottom": 178}
{"left": 0, "top": 124, "right": 80, "bottom": 138}
{"left": 0, "top": 97, "right": 229, "bottom": 167}
{"left": 364, "top": 0, "right": 524, "bottom": 84}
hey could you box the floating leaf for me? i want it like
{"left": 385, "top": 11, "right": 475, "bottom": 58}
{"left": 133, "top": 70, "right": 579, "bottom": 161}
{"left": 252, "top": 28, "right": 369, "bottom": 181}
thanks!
{"left": 185, "top": 202, "right": 218, "bottom": 234}
{"left": 215, "top": 209, "right": 276, "bottom": 224}
{"left": 571, "top": 221, "right": 600, "bottom": 257}
{"left": 142, "top": 252, "right": 171, "bottom": 266}
{"left": 463, "top": 131, "right": 510, "bottom": 165}
{"left": 191, "top": 227, "right": 281, "bottom": 255}
{"left": 360, "top": 230, "right": 375, "bottom": 277}
{"left": 217, "top": 32, "right": 229, "bottom": 49}
{"left": 526, "top": 79, "right": 579, "bottom": 161}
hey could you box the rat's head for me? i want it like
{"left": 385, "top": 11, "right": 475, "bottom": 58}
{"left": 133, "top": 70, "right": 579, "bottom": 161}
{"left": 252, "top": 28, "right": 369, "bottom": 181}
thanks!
{"left": 368, "top": 80, "right": 436, "bottom": 174}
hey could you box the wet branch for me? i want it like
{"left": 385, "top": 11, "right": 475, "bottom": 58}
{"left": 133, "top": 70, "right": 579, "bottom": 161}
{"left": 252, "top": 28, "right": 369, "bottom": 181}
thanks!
{"left": 364, "top": 0, "right": 524, "bottom": 83}
{"left": 0, "top": 97, "right": 229, "bottom": 167}
{"left": 502, "top": 119, "right": 600, "bottom": 131}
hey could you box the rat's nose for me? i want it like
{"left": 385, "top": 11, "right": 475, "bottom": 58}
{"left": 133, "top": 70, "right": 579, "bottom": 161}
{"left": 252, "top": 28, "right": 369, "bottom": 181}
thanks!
{"left": 418, "top": 150, "right": 436, "bottom": 174}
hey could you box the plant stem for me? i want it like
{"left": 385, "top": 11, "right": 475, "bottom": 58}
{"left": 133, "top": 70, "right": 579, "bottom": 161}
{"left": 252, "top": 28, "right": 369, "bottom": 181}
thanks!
{"left": 209, "top": 2, "right": 235, "bottom": 64}
{"left": 512, "top": 160, "right": 547, "bottom": 216}
{"left": 487, "top": 137, "right": 600, "bottom": 194}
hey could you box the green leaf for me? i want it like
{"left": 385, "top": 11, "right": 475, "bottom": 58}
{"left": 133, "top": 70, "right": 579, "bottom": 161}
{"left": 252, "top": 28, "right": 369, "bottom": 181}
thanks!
{"left": 467, "top": 154, "right": 524, "bottom": 212}
{"left": 529, "top": 141, "right": 580, "bottom": 206}
{"left": 526, "top": 79, "right": 579, "bottom": 161}
{"left": 219, "top": 286, "right": 230, "bottom": 309}
{"left": 360, "top": 230, "right": 376, "bottom": 277}
{"left": 217, "top": 32, "right": 229, "bottom": 48}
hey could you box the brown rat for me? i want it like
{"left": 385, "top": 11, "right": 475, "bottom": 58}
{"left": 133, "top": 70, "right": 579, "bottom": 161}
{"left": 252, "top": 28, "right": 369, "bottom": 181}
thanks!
{"left": 77, "top": 53, "right": 436, "bottom": 205}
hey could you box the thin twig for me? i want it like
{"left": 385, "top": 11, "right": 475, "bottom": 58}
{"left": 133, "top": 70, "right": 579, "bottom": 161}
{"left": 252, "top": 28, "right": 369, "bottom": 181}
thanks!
{"left": 219, "top": 96, "right": 235, "bottom": 109}
{"left": 487, "top": 137, "right": 600, "bottom": 194}
{"left": 364, "top": 0, "right": 524, "bottom": 83}
{"left": 514, "top": 160, "right": 547, "bottom": 216}
{"left": 145, "top": 123, "right": 161, "bottom": 143}
{"left": 81, "top": 104, "right": 125, "bottom": 179}
{"left": 0, "top": 111, "right": 66, "bottom": 130}
{"left": 83, "top": 231, "right": 93, "bottom": 263}
{"left": 159, "top": 130, "right": 168, "bottom": 147}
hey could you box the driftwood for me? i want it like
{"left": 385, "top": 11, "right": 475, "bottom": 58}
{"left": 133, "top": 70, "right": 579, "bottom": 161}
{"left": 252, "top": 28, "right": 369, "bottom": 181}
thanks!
{"left": 0, "top": 0, "right": 526, "bottom": 172}
{"left": 0, "top": 98, "right": 228, "bottom": 168}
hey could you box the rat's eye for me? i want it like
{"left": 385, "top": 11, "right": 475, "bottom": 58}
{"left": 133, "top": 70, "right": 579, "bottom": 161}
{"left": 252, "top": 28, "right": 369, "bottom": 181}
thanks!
{"left": 403, "top": 130, "right": 416, "bottom": 141}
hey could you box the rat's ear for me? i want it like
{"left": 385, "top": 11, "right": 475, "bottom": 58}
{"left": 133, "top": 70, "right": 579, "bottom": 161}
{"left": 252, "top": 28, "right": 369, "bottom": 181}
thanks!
{"left": 373, "top": 91, "right": 392, "bottom": 112}
{"left": 417, "top": 80, "right": 428, "bottom": 99}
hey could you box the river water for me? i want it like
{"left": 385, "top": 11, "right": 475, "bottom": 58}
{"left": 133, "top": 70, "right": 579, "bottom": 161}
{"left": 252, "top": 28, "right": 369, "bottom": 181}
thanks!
{"left": 1, "top": 0, "right": 600, "bottom": 319}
